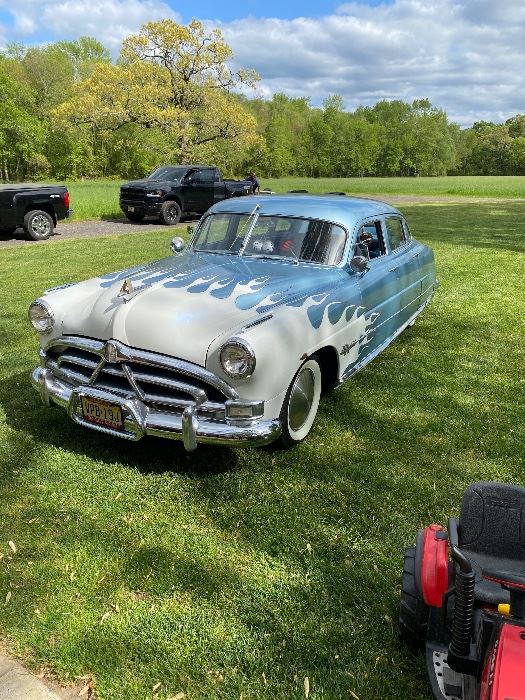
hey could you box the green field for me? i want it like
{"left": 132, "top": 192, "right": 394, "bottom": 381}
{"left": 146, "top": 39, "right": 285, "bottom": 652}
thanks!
{"left": 0, "top": 201, "right": 524, "bottom": 699}
{"left": 64, "top": 176, "right": 525, "bottom": 222}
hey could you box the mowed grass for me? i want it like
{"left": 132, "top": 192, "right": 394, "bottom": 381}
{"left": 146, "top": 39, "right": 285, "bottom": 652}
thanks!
{"left": 0, "top": 202, "right": 524, "bottom": 699}
{"left": 264, "top": 175, "right": 525, "bottom": 198}
{"left": 62, "top": 176, "right": 525, "bottom": 222}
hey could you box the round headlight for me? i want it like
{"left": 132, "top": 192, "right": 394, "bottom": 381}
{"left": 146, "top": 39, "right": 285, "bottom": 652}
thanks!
{"left": 28, "top": 301, "right": 54, "bottom": 334}
{"left": 220, "top": 339, "right": 256, "bottom": 379}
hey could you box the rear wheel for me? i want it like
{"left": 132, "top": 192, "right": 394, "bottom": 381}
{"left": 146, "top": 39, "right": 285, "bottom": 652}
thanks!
{"left": 23, "top": 210, "right": 54, "bottom": 241}
{"left": 125, "top": 211, "right": 145, "bottom": 222}
{"left": 399, "top": 546, "right": 429, "bottom": 649}
{"left": 279, "top": 357, "right": 321, "bottom": 447}
{"left": 159, "top": 201, "right": 181, "bottom": 226}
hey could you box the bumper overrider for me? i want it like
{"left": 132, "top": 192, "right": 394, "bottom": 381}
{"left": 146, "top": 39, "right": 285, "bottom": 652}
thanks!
{"left": 31, "top": 337, "right": 281, "bottom": 452}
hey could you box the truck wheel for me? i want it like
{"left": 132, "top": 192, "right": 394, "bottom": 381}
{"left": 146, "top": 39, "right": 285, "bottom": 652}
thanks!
{"left": 279, "top": 356, "right": 321, "bottom": 447}
{"left": 399, "top": 546, "right": 429, "bottom": 650}
{"left": 23, "top": 210, "right": 54, "bottom": 241}
{"left": 159, "top": 201, "right": 181, "bottom": 226}
{"left": 125, "top": 211, "right": 145, "bottom": 222}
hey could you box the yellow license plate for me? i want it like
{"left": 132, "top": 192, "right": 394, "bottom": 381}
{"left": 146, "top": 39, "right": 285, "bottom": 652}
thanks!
{"left": 81, "top": 396, "right": 123, "bottom": 430}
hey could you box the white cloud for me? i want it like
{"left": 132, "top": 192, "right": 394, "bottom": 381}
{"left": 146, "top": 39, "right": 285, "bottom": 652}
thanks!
{"left": 1, "top": 0, "right": 178, "bottom": 53}
{"left": 218, "top": 0, "right": 525, "bottom": 126}
{"left": 2, "top": 0, "right": 525, "bottom": 126}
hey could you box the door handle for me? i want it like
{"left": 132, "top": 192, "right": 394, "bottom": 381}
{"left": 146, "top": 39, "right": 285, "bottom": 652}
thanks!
{"left": 412, "top": 252, "right": 420, "bottom": 259}
{"left": 388, "top": 266, "right": 399, "bottom": 272}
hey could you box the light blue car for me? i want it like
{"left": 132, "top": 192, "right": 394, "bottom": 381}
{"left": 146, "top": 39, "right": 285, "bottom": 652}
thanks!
{"left": 29, "top": 194, "right": 437, "bottom": 451}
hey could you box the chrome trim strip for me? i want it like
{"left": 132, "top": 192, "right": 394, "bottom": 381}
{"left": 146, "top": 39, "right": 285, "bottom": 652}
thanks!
{"left": 30, "top": 367, "right": 280, "bottom": 450}
{"left": 338, "top": 290, "right": 434, "bottom": 385}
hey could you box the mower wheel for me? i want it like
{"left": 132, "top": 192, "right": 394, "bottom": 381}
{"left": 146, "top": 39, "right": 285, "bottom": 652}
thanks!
{"left": 399, "top": 546, "right": 429, "bottom": 650}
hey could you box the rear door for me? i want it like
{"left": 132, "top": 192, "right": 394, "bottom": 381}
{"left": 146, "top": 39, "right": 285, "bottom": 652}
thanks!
{"left": 383, "top": 215, "right": 422, "bottom": 325}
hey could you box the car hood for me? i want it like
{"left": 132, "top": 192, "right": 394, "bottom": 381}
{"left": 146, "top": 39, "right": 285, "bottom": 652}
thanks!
{"left": 59, "top": 253, "right": 346, "bottom": 367}
{"left": 121, "top": 179, "right": 174, "bottom": 190}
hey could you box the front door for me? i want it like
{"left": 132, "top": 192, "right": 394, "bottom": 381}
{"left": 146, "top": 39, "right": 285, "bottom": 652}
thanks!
{"left": 183, "top": 168, "right": 215, "bottom": 213}
{"left": 353, "top": 218, "right": 403, "bottom": 365}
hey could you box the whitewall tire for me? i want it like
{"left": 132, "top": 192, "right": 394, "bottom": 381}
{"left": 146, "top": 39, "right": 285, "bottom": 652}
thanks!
{"left": 280, "top": 356, "right": 322, "bottom": 446}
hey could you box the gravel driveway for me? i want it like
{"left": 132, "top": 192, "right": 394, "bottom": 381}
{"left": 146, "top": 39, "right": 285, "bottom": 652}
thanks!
{"left": 0, "top": 217, "right": 186, "bottom": 249}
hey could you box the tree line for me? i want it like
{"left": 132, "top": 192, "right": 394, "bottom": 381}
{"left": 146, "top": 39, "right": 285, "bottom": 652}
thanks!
{"left": 1, "top": 19, "right": 524, "bottom": 182}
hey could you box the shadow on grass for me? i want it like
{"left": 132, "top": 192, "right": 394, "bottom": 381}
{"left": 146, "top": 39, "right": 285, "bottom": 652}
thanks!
{"left": 0, "top": 370, "right": 238, "bottom": 477}
{"left": 403, "top": 201, "right": 525, "bottom": 253}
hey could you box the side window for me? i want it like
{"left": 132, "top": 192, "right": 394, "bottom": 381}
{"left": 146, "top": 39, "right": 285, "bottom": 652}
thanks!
{"left": 353, "top": 220, "right": 385, "bottom": 260}
{"left": 385, "top": 216, "right": 406, "bottom": 251}
{"left": 200, "top": 169, "right": 215, "bottom": 183}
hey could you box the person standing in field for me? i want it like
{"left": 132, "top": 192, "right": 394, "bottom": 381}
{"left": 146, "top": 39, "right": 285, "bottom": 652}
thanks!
{"left": 247, "top": 172, "right": 260, "bottom": 194}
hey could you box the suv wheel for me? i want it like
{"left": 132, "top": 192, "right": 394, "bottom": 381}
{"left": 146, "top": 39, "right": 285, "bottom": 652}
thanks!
{"left": 23, "top": 210, "right": 54, "bottom": 241}
{"left": 159, "top": 201, "right": 181, "bottom": 226}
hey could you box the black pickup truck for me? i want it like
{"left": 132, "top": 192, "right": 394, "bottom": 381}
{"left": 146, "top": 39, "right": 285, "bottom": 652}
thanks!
{"left": 0, "top": 183, "right": 70, "bottom": 240}
{"left": 120, "top": 165, "right": 253, "bottom": 225}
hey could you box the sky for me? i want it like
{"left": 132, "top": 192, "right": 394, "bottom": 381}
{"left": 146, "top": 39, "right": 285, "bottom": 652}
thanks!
{"left": 1, "top": 0, "right": 524, "bottom": 127}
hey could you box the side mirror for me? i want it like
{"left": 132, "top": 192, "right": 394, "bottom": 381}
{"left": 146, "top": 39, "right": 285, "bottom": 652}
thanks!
{"left": 170, "top": 236, "right": 185, "bottom": 254}
{"left": 349, "top": 255, "right": 369, "bottom": 273}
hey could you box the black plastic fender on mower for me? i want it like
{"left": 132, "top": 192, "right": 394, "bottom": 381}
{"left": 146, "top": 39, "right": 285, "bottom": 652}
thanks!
{"left": 399, "top": 482, "right": 525, "bottom": 700}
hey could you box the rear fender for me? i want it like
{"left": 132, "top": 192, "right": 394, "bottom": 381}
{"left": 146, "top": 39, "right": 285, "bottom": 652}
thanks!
{"left": 480, "top": 622, "right": 525, "bottom": 700}
{"left": 419, "top": 524, "right": 449, "bottom": 607}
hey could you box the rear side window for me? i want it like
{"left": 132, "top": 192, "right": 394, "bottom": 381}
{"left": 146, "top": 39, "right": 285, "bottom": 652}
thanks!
{"left": 385, "top": 216, "right": 406, "bottom": 251}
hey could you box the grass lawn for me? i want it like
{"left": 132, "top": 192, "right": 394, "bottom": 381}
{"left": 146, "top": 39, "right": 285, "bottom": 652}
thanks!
{"left": 0, "top": 202, "right": 524, "bottom": 699}
{"left": 63, "top": 176, "right": 525, "bottom": 222}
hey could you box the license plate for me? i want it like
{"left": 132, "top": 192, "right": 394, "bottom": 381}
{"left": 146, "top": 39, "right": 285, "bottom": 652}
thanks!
{"left": 81, "top": 396, "right": 124, "bottom": 430}
{"left": 128, "top": 206, "right": 134, "bottom": 212}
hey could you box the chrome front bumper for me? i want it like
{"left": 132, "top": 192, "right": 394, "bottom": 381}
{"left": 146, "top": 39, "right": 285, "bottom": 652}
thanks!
{"left": 31, "top": 367, "right": 281, "bottom": 451}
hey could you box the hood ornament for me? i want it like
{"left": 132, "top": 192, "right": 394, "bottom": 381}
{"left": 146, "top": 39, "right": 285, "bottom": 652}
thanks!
{"left": 118, "top": 279, "right": 133, "bottom": 297}
{"left": 105, "top": 341, "right": 119, "bottom": 363}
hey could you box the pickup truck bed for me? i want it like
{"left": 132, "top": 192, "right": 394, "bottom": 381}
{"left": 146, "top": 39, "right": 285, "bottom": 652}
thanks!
{"left": 0, "top": 183, "right": 71, "bottom": 240}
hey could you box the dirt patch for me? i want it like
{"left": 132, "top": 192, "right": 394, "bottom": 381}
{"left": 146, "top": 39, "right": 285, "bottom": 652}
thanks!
{"left": 0, "top": 217, "right": 187, "bottom": 249}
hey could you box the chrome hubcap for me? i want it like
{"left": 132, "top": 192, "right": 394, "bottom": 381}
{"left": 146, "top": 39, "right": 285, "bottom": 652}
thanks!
{"left": 31, "top": 215, "right": 51, "bottom": 236}
{"left": 167, "top": 206, "right": 178, "bottom": 222}
{"left": 288, "top": 367, "right": 315, "bottom": 431}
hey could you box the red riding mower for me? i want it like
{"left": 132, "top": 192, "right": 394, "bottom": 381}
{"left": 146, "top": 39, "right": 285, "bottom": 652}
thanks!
{"left": 399, "top": 482, "right": 525, "bottom": 700}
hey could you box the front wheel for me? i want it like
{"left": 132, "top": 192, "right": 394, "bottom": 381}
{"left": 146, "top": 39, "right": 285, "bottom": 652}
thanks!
{"left": 399, "top": 546, "right": 429, "bottom": 650}
{"left": 23, "top": 210, "right": 54, "bottom": 241}
{"left": 279, "top": 356, "right": 322, "bottom": 447}
{"left": 159, "top": 201, "right": 181, "bottom": 226}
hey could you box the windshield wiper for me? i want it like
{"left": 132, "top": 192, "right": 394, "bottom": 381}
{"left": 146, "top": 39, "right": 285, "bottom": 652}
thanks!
{"left": 245, "top": 253, "right": 299, "bottom": 265}
{"left": 237, "top": 204, "right": 261, "bottom": 254}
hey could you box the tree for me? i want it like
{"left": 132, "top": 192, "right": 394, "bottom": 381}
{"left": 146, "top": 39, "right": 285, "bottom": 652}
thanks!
{"left": 54, "top": 19, "right": 260, "bottom": 163}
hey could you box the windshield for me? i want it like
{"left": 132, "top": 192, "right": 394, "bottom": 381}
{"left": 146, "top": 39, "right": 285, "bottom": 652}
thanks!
{"left": 193, "top": 213, "right": 347, "bottom": 265}
{"left": 147, "top": 166, "right": 188, "bottom": 182}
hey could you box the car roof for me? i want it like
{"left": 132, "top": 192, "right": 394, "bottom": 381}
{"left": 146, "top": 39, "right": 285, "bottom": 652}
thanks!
{"left": 208, "top": 194, "right": 403, "bottom": 231}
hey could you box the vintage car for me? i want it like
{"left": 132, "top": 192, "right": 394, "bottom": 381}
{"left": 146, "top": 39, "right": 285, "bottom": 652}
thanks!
{"left": 29, "top": 195, "right": 436, "bottom": 451}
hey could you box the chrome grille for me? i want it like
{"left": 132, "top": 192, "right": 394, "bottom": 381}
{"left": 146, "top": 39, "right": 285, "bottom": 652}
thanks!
{"left": 44, "top": 337, "right": 236, "bottom": 420}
